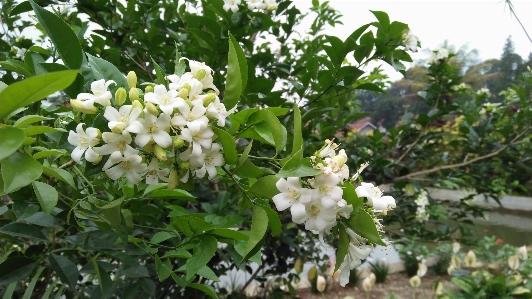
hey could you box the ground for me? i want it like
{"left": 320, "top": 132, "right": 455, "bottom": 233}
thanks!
{"left": 296, "top": 272, "right": 453, "bottom": 299}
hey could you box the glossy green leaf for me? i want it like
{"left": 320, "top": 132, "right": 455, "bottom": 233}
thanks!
{"left": 0, "top": 70, "right": 78, "bottom": 119}
{"left": 208, "top": 228, "right": 248, "bottom": 240}
{"left": 186, "top": 235, "right": 218, "bottom": 280}
{"left": 212, "top": 127, "right": 237, "bottom": 165}
{"left": 2, "top": 282, "right": 16, "bottom": 299}
{"left": 0, "top": 59, "right": 32, "bottom": 76}
{"left": 197, "top": 266, "right": 219, "bottom": 282}
{"left": 334, "top": 226, "right": 350, "bottom": 272}
{"left": 248, "top": 176, "right": 279, "bottom": 200}
{"left": 188, "top": 283, "right": 219, "bottom": 299}
{"left": 22, "top": 126, "right": 65, "bottom": 136}
{"left": 291, "top": 103, "right": 303, "bottom": 157}
{"left": 370, "top": 10, "right": 390, "bottom": 31}
{"left": 242, "top": 205, "right": 268, "bottom": 262}
{"left": 345, "top": 209, "right": 386, "bottom": 246}
{"left": 25, "top": 212, "right": 61, "bottom": 228}
{"left": 151, "top": 57, "right": 168, "bottom": 86}
{"left": 248, "top": 109, "right": 285, "bottom": 155}
{"left": 277, "top": 157, "right": 321, "bottom": 178}
{"left": 0, "top": 257, "right": 36, "bottom": 286}
{"left": 30, "top": 0, "right": 82, "bottom": 69}
{"left": 123, "top": 266, "right": 149, "bottom": 278}
{"left": 42, "top": 166, "right": 76, "bottom": 188}
{"left": 13, "top": 115, "right": 51, "bottom": 128}
{"left": 22, "top": 267, "right": 45, "bottom": 299}
{"left": 0, "top": 223, "right": 47, "bottom": 242}
{"left": 174, "top": 49, "right": 186, "bottom": 76}
{"left": 32, "top": 181, "right": 58, "bottom": 216}
{"left": 151, "top": 231, "right": 175, "bottom": 244}
{"left": 32, "top": 149, "right": 66, "bottom": 160}
{"left": 49, "top": 254, "right": 79, "bottom": 289}
{"left": 99, "top": 198, "right": 123, "bottom": 228}
{"left": 150, "top": 189, "right": 195, "bottom": 200}
{"left": 257, "top": 204, "right": 282, "bottom": 237}
{"left": 1, "top": 151, "right": 43, "bottom": 194}
{"left": 10, "top": 1, "right": 33, "bottom": 16}
{"left": 341, "top": 182, "right": 363, "bottom": 210}
{"left": 0, "top": 127, "right": 25, "bottom": 161}
{"left": 224, "top": 33, "right": 248, "bottom": 110}
{"left": 87, "top": 53, "right": 128, "bottom": 90}
{"left": 155, "top": 256, "right": 173, "bottom": 281}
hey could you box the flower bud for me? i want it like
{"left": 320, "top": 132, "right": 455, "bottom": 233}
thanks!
{"left": 16, "top": 35, "right": 25, "bottom": 42}
{"left": 433, "top": 280, "right": 443, "bottom": 295}
{"left": 332, "top": 153, "right": 347, "bottom": 169}
{"left": 316, "top": 275, "right": 326, "bottom": 292}
{"left": 115, "top": 87, "right": 127, "bottom": 106}
{"left": 194, "top": 69, "right": 206, "bottom": 80}
{"left": 266, "top": 4, "right": 277, "bottom": 11}
{"left": 167, "top": 168, "right": 179, "bottom": 190}
{"left": 179, "top": 161, "right": 190, "bottom": 171}
{"left": 173, "top": 137, "right": 185, "bottom": 149}
{"left": 517, "top": 246, "right": 528, "bottom": 260}
{"left": 129, "top": 87, "right": 140, "bottom": 102}
{"left": 362, "top": 276, "right": 374, "bottom": 291}
{"left": 132, "top": 99, "right": 143, "bottom": 111}
{"left": 145, "top": 102, "right": 159, "bottom": 116}
{"left": 127, "top": 71, "right": 137, "bottom": 89}
{"left": 111, "top": 123, "right": 125, "bottom": 134}
{"left": 91, "top": 155, "right": 103, "bottom": 165}
{"left": 508, "top": 255, "right": 520, "bottom": 270}
{"left": 447, "top": 265, "right": 455, "bottom": 276}
{"left": 451, "top": 255, "right": 461, "bottom": 269}
{"left": 417, "top": 263, "right": 427, "bottom": 278}
{"left": 452, "top": 242, "right": 461, "bottom": 253}
{"left": 202, "top": 93, "right": 217, "bottom": 107}
{"left": 409, "top": 275, "right": 421, "bottom": 288}
{"left": 294, "top": 259, "right": 303, "bottom": 274}
{"left": 178, "top": 88, "right": 189, "bottom": 100}
{"left": 145, "top": 85, "right": 154, "bottom": 93}
{"left": 153, "top": 144, "right": 167, "bottom": 161}
{"left": 70, "top": 99, "right": 98, "bottom": 114}
{"left": 144, "top": 143, "right": 154, "bottom": 153}
{"left": 182, "top": 83, "right": 191, "bottom": 92}
{"left": 307, "top": 266, "right": 317, "bottom": 281}
{"left": 464, "top": 250, "right": 476, "bottom": 267}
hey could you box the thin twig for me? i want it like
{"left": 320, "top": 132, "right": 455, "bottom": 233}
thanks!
{"left": 396, "top": 130, "right": 425, "bottom": 163}
{"left": 240, "top": 262, "right": 265, "bottom": 294}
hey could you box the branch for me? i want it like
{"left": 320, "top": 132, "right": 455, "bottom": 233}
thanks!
{"left": 396, "top": 129, "right": 425, "bottom": 163}
{"left": 240, "top": 262, "right": 265, "bottom": 294}
{"left": 393, "top": 127, "right": 530, "bottom": 182}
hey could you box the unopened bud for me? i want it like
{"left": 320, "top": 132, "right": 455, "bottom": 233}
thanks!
{"left": 70, "top": 99, "right": 98, "bottom": 114}
{"left": 185, "top": 98, "right": 193, "bottom": 108}
{"left": 145, "top": 102, "right": 159, "bottom": 116}
{"left": 202, "top": 93, "right": 217, "bottom": 107}
{"left": 115, "top": 87, "right": 127, "bottom": 106}
{"left": 266, "top": 4, "right": 277, "bottom": 11}
{"left": 111, "top": 124, "right": 125, "bottom": 134}
{"left": 194, "top": 69, "right": 206, "bottom": 80}
{"left": 145, "top": 85, "right": 154, "bottom": 93}
{"left": 153, "top": 144, "right": 167, "bottom": 161}
{"left": 173, "top": 137, "right": 185, "bottom": 149}
{"left": 92, "top": 155, "right": 103, "bottom": 165}
{"left": 178, "top": 88, "right": 189, "bottom": 99}
{"left": 182, "top": 83, "right": 191, "bottom": 92}
{"left": 179, "top": 161, "right": 190, "bottom": 171}
{"left": 308, "top": 266, "right": 317, "bottom": 281}
{"left": 144, "top": 143, "right": 154, "bottom": 153}
{"left": 332, "top": 154, "right": 346, "bottom": 169}
{"left": 316, "top": 275, "right": 326, "bottom": 292}
{"left": 129, "top": 87, "right": 140, "bottom": 102}
{"left": 127, "top": 71, "right": 137, "bottom": 89}
{"left": 132, "top": 100, "right": 143, "bottom": 111}
{"left": 294, "top": 259, "right": 303, "bottom": 274}
{"left": 168, "top": 168, "right": 179, "bottom": 190}
{"left": 16, "top": 35, "right": 25, "bottom": 42}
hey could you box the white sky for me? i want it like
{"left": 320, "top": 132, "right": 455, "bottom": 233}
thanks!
{"left": 291, "top": 0, "right": 532, "bottom": 81}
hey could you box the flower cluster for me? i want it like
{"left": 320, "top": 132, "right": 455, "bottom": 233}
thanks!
{"left": 401, "top": 30, "right": 420, "bottom": 52}
{"left": 67, "top": 59, "right": 231, "bottom": 185}
{"left": 223, "top": 0, "right": 277, "bottom": 13}
{"left": 414, "top": 189, "right": 429, "bottom": 222}
{"left": 428, "top": 48, "right": 449, "bottom": 64}
{"left": 272, "top": 140, "right": 396, "bottom": 287}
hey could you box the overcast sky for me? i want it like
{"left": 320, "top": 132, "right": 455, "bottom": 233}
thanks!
{"left": 291, "top": 0, "right": 532, "bottom": 81}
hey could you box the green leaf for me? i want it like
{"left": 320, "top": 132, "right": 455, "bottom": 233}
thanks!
{"left": 257, "top": 204, "right": 282, "bottom": 237}
{"left": 13, "top": 115, "right": 51, "bottom": 128}
{"left": 248, "top": 110, "right": 285, "bottom": 155}
{"left": 186, "top": 235, "right": 218, "bottom": 280}
{"left": 370, "top": 11, "right": 390, "bottom": 31}
{"left": 98, "top": 198, "right": 123, "bottom": 228}
{"left": 32, "top": 149, "right": 66, "bottom": 160}
{"left": 188, "top": 283, "right": 219, "bottom": 299}
{"left": 151, "top": 231, "right": 175, "bottom": 244}
{"left": 0, "top": 223, "right": 47, "bottom": 242}
{"left": 212, "top": 127, "right": 237, "bottom": 165}
{"left": 2, "top": 282, "right": 17, "bottom": 299}
{"left": 87, "top": 53, "right": 128, "bottom": 90}
{"left": 291, "top": 103, "right": 303, "bottom": 157}
{"left": 10, "top": 1, "right": 33, "bottom": 16}
{"left": 248, "top": 176, "right": 279, "bottom": 200}
{"left": 341, "top": 182, "right": 363, "bottom": 210}
{"left": 224, "top": 33, "right": 248, "bottom": 110}
{"left": 155, "top": 256, "right": 173, "bottom": 282}
{"left": 22, "top": 267, "right": 44, "bottom": 299}
{"left": 30, "top": 0, "right": 82, "bottom": 69}
{"left": 174, "top": 49, "right": 186, "bottom": 76}
{"left": 243, "top": 206, "right": 268, "bottom": 262}
{"left": 208, "top": 228, "right": 248, "bottom": 241}
{"left": 334, "top": 227, "right": 350, "bottom": 272}
{"left": 196, "top": 266, "right": 219, "bottom": 282}
{"left": 345, "top": 209, "right": 385, "bottom": 246}
{"left": 123, "top": 266, "right": 149, "bottom": 278}
{"left": 277, "top": 157, "right": 322, "bottom": 178}
{"left": 0, "top": 70, "right": 78, "bottom": 119}
{"left": 0, "top": 127, "right": 25, "bottom": 161}
{"left": 1, "top": 151, "right": 43, "bottom": 194}
{"left": 150, "top": 189, "right": 195, "bottom": 200}
{"left": 42, "top": 166, "right": 76, "bottom": 188}
{"left": 151, "top": 57, "right": 168, "bottom": 85}
{"left": 49, "top": 254, "right": 79, "bottom": 289}
{"left": 32, "top": 181, "right": 58, "bottom": 216}
{"left": 0, "top": 257, "right": 36, "bottom": 286}
{"left": 22, "top": 126, "right": 65, "bottom": 136}
{"left": 0, "top": 59, "right": 32, "bottom": 76}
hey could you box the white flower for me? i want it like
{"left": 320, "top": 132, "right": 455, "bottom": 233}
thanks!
{"left": 361, "top": 276, "right": 374, "bottom": 291}
{"left": 272, "top": 178, "right": 314, "bottom": 222}
{"left": 187, "top": 59, "right": 220, "bottom": 94}
{"left": 14, "top": 46, "right": 27, "bottom": 60}
{"left": 103, "top": 105, "right": 142, "bottom": 133}
{"left": 338, "top": 243, "right": 373, "bottom": 287}
{"left": 402, "top": 30, "right": 420, "bottom": 52}
{"left": 171, "top": 101, "right": 209, "bottom": 132}
{"left": 318, "top": 139, "right": 338, "bottom": 158}
{"left": 464, "top": 250, "right": 476, "bottom": 267}
{"left": 67, "top": 123, "right": 100, "bottom": 163}
{"left": 417, "top": 263, "right": 427, "bottom": 277}
{"left": 194, "top": 143, "right": 224, "bottom": 179}
{"left": 248, "top": 0, "right": 265, "bottom": 10}
{"left": 223, "top": 0, "right": 241, "bottom": 13}
{"left": 128, "top": 113, "right": 173, "bottom": 148}
{"left": 517, "top": 246, "right": 528, "bottom": 260}
{"left": 263, "top": 0, "right": 277, "bottom": 10}
{"left": 146, "top": 159, "right": 170, "bottom": 184}
{"left": 409, "top": 275, "right": 421, "bottom": 288}
{"left": 428, "top": 48, "right": 449, "bottom": 64}
{"left": 103, "top": 148, "right": 147, "bottom": 184}
{"left": 206, "top": 98, "right": 235, "bottom": 127}
{"left": 355, "top": 182, "right": 396, "bottom": 212}
{"left": 313, "top": 174, "right": 343, "bottom": 209}
{"left": 144, "top": 85, "right": 184, "bottom": 115}
{"left": 508, "top": 255, "right": 520, "bottom": 270}
{"left": 76, "top": 79, "right": 116, "bottom": 109}
{"left": 93, "top": 131, "right": 135, "bottom": 156}
{"left": 302, "top": 198, "right": 337, "bottom": 233}
{"left": 452, "top": 242, "right": 461, "bottom": 254}
{"left": 316, "top": 275, "right": 326, "bottom": 292}
{"left": 180, "top": 126, "right": 214, "bottom": 157}
{"left": 351, "top": 162, "right": 369, "bottom": 181}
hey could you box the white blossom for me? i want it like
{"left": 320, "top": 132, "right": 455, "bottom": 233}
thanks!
{"left": 171, "top": 101, "right": 209, "bottom": 132}
{"left": 128, "top": 113, "right": 173, "bottom": 148}
{"left": 338, "top": 243, "right": 373, "bottom": 286}
{"left": 67, "top": 123, "right": 100, "bottom": 163}
{"left": 206, "top": 98, "right": 235, "bottom": 127}
{"left": 103, "top": 105, "right": 142, "bottom": 133}
{"left": 247, "top": 0, "right": 265, "bottom": 10}
{"left": 76, "top": 79, "right": 115, "bottom": 109}
{"left": 272, "top": 178, "right": 314, "bottom": 221}
{"left": 180, "top": 126, "right": 214, "bottom": 157}
{"left": 103, "top": 147, "right": 147, "bottom": 184}
{"left": 144, "top": 84, "right": 183, "bottom": 115}
{"left": 313, "top": 174, "right": 343, "bottom": 209}
{"left": 402, "top": 30, "right": 420, "bottom": 52}
{"left": 194, "top": 143, "right": 224, "bottom": 180}
{"left": 355, "top": 182, "right": 396, "bottom": 212}
{"left": 187, "top": 59, "right": 220, "bottom": 94}
{"left": 223, "top": 0, "right": 241, "bottom": 13}
{"left": 146, "top": 159, "right": 170, "bottom": 184}
{"left": 93, "top": 131, "right": 135, "bottom": 156}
